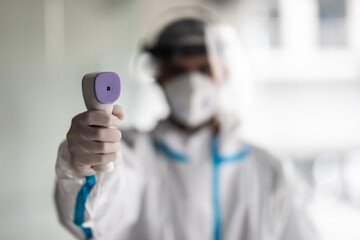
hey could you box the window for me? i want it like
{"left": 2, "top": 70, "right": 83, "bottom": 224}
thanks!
{"left": 318, "top": 0, "right": 347, "bottom": 47}
{"left": 268, "top": 0, "right": 280, "bottom": 47}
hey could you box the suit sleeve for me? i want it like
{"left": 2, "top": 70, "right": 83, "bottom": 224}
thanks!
{"left": 278, "top": 161, "right": 320, "bottom": 240}
{"left": 254, "top": 148, "right": 320, "bottom": 240}
{"left": 264, "top": 156, "right": 320, "bottom": 240}
{"left": 54, "top": 139, "right": 145, "bottom": 240}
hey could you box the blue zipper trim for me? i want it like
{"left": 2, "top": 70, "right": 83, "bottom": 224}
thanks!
{"left": 212, "top": 161, "right": 221, "bottom": 240}
{"left": 211, "top": 136, "right": 250, "bottom": 240}
{"left": 217, "top": 144, "right": 251, "bottom": 164}
{"left": 154, "top": 140, "right": 188, "bottom": 163}
{"left": 155, "top": 136, "right": 250, "bottom": 240}
{"left": 74, "top": 175, "right": 96, "bottom": 239}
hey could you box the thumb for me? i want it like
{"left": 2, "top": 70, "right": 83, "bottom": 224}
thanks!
{"left": 112, "top": 105, "right": 124, "bottom": 121}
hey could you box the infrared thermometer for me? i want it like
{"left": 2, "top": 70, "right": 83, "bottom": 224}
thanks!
{"left": 82, "top": 72, "right": 121, "bottom": 173}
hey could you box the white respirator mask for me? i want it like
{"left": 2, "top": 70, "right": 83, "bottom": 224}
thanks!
{"left": 163, "top": 72, "right": 218, "bottom": 128}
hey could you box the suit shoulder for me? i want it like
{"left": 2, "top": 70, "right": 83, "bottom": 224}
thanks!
{"left": 121, "top": 128, "right": 153, "bottom": 149}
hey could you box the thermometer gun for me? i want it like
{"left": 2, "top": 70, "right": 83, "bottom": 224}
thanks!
{"left": 82, "top": 72, "right": 121, "bottom": 173}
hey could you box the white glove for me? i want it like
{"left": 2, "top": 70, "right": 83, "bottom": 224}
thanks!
{"left": 66, "top": 105, "right": 124, "bottom": 176}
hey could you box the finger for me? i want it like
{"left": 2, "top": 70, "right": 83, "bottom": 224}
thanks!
{"left": 77, "top": 111, "right": 121, "bottom": 127}
{"left": 72, "top": 160, "right": 96, "bottom": 176}
{"left": 73, "top": 140, "right": 121, "bottom": 154}
{"left": 76, "top": 152, "right": 118, "bottom": 166}
{"left": 112, "top": 105, "right": 124, "bottom": 121}
{"left": 77, "top": 125, "right": 122, "bottom": 142}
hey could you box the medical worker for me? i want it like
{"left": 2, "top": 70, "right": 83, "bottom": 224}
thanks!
{"left": 55, "top": 8, "right": 318, "bottom": 240}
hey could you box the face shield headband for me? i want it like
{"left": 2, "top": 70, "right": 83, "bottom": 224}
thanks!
{"left": 145, "top": 44, "right": 207, "bottom": 59}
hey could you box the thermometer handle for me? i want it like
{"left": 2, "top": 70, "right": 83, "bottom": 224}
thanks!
{"left": 92, "top": 106, "right": 115, "bottom": 173}
{"left": 86, "top": 104, "right": 115, "bottom": 173}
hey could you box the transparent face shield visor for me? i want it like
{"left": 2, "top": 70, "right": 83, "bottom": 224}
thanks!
{"left": 129, "top": 7, "right": 253, "bottom": 130}
{"left": 132, "top": 7, "right": 222, "bottom": 83}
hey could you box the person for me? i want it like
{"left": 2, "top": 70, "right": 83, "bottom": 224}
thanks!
{"left": 55, "top": 8, "right": 318, "bottom": 240}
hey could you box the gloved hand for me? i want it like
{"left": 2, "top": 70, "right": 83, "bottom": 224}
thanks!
{"left": 66, "top": 105, "right": 124, "bottom": 176}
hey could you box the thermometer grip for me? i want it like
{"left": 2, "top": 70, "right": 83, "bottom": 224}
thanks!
{"left": 92, "top": 104, "right": 115, "bottom": 173}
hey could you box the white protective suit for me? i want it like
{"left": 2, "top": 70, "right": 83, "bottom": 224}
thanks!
{"left": 55, "top": 114, "right": 318, "bottom": 240}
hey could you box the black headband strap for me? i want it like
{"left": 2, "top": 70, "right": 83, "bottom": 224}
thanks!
{"left": 147, "top": 44, "right": 207, "bottom": 59}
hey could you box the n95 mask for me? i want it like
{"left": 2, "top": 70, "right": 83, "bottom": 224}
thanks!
{"left": 163, "top": 72, "right": 218, "bottom": 128}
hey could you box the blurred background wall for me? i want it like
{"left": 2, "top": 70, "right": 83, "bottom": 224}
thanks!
{"left": 1, "top": 0, "right": 360, "bottom": 239}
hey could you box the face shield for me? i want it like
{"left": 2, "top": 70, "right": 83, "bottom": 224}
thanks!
{"left": 132, "top": 7, "right": 218, "bottom": 83}
{"left": 129, "top": 6, "right": 253, "bottom": 131}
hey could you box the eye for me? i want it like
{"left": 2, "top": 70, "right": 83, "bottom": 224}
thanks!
{"left": 199, "top": 64, "right": 211, "bottom": 76}
{"left": 169, "top": 65, "right": 186, "bottom": 76}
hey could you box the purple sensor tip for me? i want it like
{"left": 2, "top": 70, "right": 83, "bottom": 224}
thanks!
{"left": 94, "top": 72, "right": 121, "bottom": 104}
